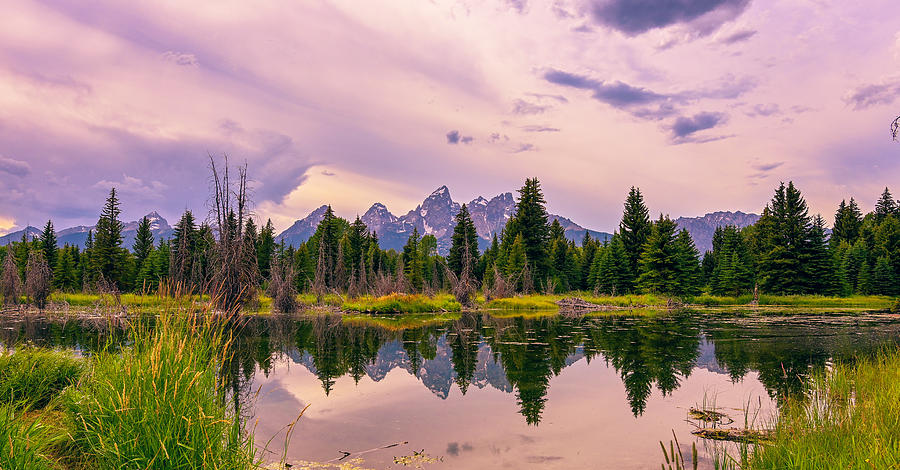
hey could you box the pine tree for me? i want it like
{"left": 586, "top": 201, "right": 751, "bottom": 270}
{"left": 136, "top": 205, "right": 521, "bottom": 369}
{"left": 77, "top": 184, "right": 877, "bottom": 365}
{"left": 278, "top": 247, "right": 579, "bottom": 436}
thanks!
{"left": 636, "top": 215, "right": 680, "bottom": 295}
{"left": 874, "top": 187, "right": 898, "bottom": 222}
{"left": 53, "top": 246, "right": 75, "bottom": 292}
{"left": 832, "top": 198, "right": 863, "bottom": 246}
{"left": 619, "top": 187, "right": 651, "bottom": 290}
{"left": 580, "top": 232, "right": 597, "bottom": 290}
{"left": 293, "top": 243, "right": 313, "bottom": 292}
{"left": 802, "top": 215, "right": 838, "bottom": 295}
{"left": 39, "top": 219, "right": 58, "bottom": 275}
{"left": 757, "top": 182, "right": 811, "bottom": 295}
{"left": 871, "top": 256, "right": 897, "bottom": 295}
{"left": 402, "top": 228, "right": 423, "bottom": 291}
{"left": 448, "top": 204, "right": 479, "bottom": 278}
{"left": 505, "top": 178, "right": 551, "bottom": 282}
{"left": 91, "top": 188, "right": 127, "bottom": 289}
{"left": 673, "top": 229, "right": 702, "bottom": 297}
{"left": 133, "top": 216, "right": 154, "bottom": 269}
{"left": 505, "top": 233, "right": 528, "bottom": 291}
{"left": 170, "top": 210, "right": 197, "bottom": 288}
{"left": 257, "top": 219, "right": 276, "bottom": 279}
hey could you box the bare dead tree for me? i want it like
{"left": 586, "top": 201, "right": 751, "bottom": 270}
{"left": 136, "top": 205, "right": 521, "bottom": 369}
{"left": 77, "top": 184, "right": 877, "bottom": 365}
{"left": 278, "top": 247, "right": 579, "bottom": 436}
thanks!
{"left": 208, "top": 155, "right": 259, "bottom": 313}
{"left": 487, "top": 264, "right": 514, "bottom": 300}
{"left": 521, "top": 261, "right": 534, "bottom": 294}
{"left": 393, "top": 259, "right": 410, "bottom": 294}
{"left": 443, "top": 240, "right": 477, "bottom": 307}
{"left": 543, "top": 277, "right": 557, "bottom": 296}
{"left": 267, "top": 258, "right": 298, "bottom": 314}
{"left": 24, "top": 251, "right": 51, "bottom": 310}
{"left": 312, "top": 240, "right": 328, "bottom": 304}
{"left": 1, "top": 248, "right": 22, "bottom": 306}
{"left": 893, "top": 115, "right": 899, "bottom": 141}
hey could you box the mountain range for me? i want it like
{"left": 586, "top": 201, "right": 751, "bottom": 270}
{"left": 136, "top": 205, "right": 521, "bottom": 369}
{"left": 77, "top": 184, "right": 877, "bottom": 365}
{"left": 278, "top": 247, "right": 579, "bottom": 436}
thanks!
{"left": 1, "top": 187, "right": 761, "bottom": 256}
{"left": 674, "top": 211, "right": 761, "bottom": 254}
{"left": 0, "top": 212, "right": 174, "bottom": 250}
{"left": 276, "top": 185, "right": 613, "bottom": 254}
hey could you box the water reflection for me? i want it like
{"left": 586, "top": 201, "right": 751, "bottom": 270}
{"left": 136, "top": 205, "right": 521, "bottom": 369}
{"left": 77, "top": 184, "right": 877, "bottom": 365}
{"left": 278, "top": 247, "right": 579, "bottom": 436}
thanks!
{"left": 3, "top": 311, "right": 898, "bottom": 426}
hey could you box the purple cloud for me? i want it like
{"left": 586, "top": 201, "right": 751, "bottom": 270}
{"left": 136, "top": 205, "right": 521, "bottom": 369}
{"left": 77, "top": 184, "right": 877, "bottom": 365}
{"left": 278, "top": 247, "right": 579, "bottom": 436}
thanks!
{"left": 589, "top": 0, "right": 751, "bottom": 36}
{"left": 671, "top": 111, "right": 728, "bottom": 139}
{"left": 719, "top": 29, "right": 757, "bottom": 44}
{"left": 0, "top": 155, "right": 31, "bottom": 177}
{"left": 446, "top": 130, "right": 473, "bottom": 144}
{"left": 844, "top": 79, "right": 900, "bottom": 110}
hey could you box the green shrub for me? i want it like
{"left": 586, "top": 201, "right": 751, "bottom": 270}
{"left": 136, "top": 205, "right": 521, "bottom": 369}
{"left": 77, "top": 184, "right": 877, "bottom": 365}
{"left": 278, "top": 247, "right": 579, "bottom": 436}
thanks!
{"left": 0, "top": 348, "right": 83, "bottom": 409}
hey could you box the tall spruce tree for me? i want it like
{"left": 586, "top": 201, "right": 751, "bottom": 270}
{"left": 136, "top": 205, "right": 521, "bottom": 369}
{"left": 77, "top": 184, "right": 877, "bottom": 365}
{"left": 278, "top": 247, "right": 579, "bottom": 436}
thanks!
{"left": 170, "top": 210, "right": 198, "bottom": 288}
{"left": 673, "top": 229, "right": 702, "bottom": 297}
{"left": 257, "top": 219, "right": 276, "bottom": 279}
{"left": 448, "top": 204, "right": 479, "bottom": 278}
{"left": 832, "top": 198, "right": 863, "bottom": 246}
{"left": 133, "top": 216, "right": 154, "bottom": 268}
{"left": 757, "top": 182, "right": 811, "bottom": 294}
{"left": 636, "top": 215, "right": 680, "bottom": 295}
{"left": 619, "top": 187, "right": 651, "bottom": 290}
{"left": 802, "top": 215, "right": 838, "bottom": 295}
{"left": 874, "top": 187, "right": 898, "bottom": 222}
{"left": 505, "top": 178, "right": 551, "bottom": 283}
{"left": 91, "top": 188, "right": 127, "bottom": 289}
{"left": 39, "top": 219, "right": 57, "bottom": 275}
{"left": 402, "top": 228, "right": 423, "bottom": 291}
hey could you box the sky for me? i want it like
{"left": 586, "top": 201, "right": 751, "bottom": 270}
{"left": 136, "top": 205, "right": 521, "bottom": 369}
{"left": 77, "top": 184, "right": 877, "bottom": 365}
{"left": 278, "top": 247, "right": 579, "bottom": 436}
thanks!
{"left": 1, "top": 0, "right": 899, "bottom": 235}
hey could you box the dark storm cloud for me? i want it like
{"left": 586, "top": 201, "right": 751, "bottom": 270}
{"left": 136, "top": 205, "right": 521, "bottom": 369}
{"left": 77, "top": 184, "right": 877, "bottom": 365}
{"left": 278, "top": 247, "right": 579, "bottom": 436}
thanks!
{"left": 589, "top": 0, "right": 752, "bottom": 36}
{"left": 0, "top": 155, "right": 31, "bottom": 177}
{"left": 671, "top": 111, "right": 727, "bottom": 138}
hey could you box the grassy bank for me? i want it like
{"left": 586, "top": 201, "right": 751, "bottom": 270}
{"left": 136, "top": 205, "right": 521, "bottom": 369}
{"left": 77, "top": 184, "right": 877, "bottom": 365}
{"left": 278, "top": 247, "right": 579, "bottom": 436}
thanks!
{"left": 691, "top": 294, "right": 895, "bottom": 309}
{"left": 744, "top": 349, "right": 900, "bottom": 469}
{"left": 342, "top": 293, "right": 461, "bottom": 314}
{"left": 0, "top": 315, "right": 258, "bottom": 469}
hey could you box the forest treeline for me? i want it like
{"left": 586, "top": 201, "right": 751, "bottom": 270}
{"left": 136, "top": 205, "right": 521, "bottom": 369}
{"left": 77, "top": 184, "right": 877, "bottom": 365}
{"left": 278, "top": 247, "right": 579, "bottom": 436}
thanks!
{"left": 2, "top": 165, "right": 900, "bottom": 310}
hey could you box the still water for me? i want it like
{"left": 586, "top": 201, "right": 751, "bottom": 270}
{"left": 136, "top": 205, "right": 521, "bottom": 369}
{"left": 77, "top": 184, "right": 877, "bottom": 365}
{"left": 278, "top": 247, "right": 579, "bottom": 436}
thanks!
{"left": 3, "top": 311, "right": 899, "bottom": 469}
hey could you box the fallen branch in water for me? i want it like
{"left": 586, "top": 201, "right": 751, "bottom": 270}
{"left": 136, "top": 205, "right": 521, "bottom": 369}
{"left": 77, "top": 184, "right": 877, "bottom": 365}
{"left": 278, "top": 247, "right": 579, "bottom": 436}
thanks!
{"left": 692, "top": 427, "right": 773, "bottom": 443}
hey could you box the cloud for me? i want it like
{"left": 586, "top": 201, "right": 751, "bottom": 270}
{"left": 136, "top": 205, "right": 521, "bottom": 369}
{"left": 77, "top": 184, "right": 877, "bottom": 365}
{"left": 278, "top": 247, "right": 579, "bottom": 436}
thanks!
{"left": 511, "top": 143, "right": 536, "bottom": 153}
{"left": 512, "top": 99, "right": 551, "bottom": 115}
{"left": 92, "top": 174, "right": 168, "bottom": 199}
{"left": 320, "top": 169, "right": 336, "bottom": 176}
{"left": 752, "top": 161, "right": 783, "bottom": 172}
{"left": 0, "top": 155, "right": 31, "bottom": 177}
{"left": 843, "top": 78, "right": 900, "bottom": 110}
{"left": 521, "top": 125, "right": 561, "bottom": 132}
{"left": 446, "top": 130, "right": 473, "bottom": 144}
{"left": 505, "top": 0, "right": 527, "bottom": 13}
{"left": 745, "top": 103, "right": 780, "bottom": 117}
{"left": 588, "top": 0, "right": 751, "bottom": 36}
{"left": 162, "top": 51, "right": 199, "bottom": 67}
{"left": 671, "top": 111, "right": 728, "bottom": 139}
{"left": 718, "top": 28, "right": 757, "bottom": 44}
{"left": 544, "top": 70, "right": 666, "bottom": 107}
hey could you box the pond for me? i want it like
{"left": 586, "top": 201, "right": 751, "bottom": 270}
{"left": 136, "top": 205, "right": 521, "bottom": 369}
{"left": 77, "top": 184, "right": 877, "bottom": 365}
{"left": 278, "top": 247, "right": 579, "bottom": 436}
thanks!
{"left": 3, "top": 311, "right": 899, "bottom": 469}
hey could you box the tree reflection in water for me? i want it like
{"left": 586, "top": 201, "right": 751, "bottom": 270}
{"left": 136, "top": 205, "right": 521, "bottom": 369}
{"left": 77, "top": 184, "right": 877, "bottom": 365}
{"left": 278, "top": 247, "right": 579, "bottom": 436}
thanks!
{"left": 1, "top": 312, "right": 897, "bottom": 425}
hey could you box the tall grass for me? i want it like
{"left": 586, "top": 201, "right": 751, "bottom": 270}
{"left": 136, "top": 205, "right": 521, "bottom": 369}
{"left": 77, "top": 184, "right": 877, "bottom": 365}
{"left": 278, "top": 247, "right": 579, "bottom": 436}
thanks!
{"left": 0, "top": 404, "right": 60, "bottom": 470}
{"left": 746, "top": 349, "right": 900, "bottom": 469}
{"left": 342, "top": 293, "right": 461, "bottom": 314}
{"left": 64, "top": 314, "right": 257, "bottom": 469}
{"left": 0, "top": 347, "right": 83, "bottom": 409}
